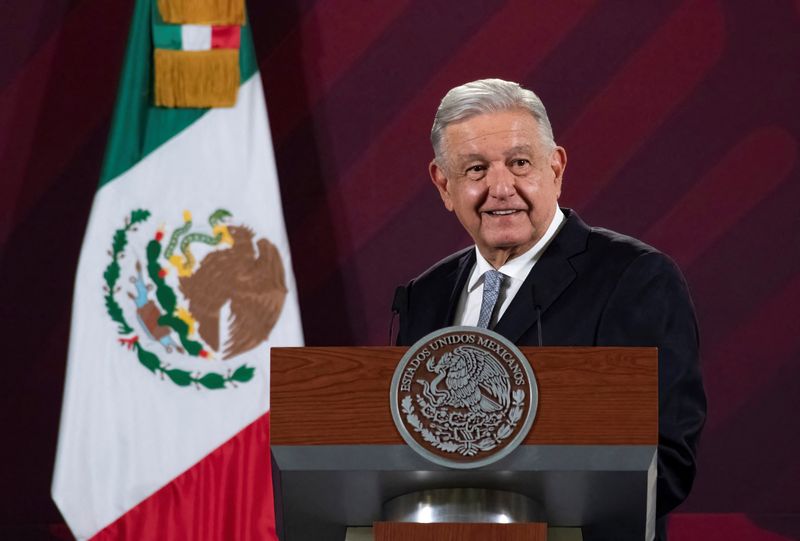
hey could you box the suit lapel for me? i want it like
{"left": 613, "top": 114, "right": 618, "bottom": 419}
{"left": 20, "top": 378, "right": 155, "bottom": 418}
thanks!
{"left": 493, "top": 209, "right": 590, "bottom": 343}
{"left": 443, "top": 248, "right": 475, "bottom": 326}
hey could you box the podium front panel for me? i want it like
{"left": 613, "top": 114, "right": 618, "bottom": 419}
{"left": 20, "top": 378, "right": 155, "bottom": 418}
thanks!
{"left": 271, "top": 347, "right": 657, "bottom": 541}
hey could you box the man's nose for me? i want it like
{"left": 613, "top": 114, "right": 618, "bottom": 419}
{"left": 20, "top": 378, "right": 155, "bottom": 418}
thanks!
{"left": 487, "top": 165, "right": 516, "bottom": 198}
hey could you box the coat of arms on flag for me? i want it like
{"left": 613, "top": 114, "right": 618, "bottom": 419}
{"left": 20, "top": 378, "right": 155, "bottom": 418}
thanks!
{"left": 105, "top": 208, "right": 287, "bottom": 389}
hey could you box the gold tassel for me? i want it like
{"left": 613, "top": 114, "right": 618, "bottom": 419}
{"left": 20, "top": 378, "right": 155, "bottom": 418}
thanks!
{"left": 157, "top": 0, "right": 244, "bottom": 25}
{"left": 154, "top": 49, "right": 239, "bottom": 108}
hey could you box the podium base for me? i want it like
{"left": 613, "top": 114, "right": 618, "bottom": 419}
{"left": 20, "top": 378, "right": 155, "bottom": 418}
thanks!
{"left": 382, "top": 488, "right": 543, "bottom": 524}
{"left": 345, "top": 525, "right": 582, "bottom": 541}
{"left": 372, "top": 489, "right": 553, "bottom": 541}
{"left": 373, "top": 522, "right": 547, "bottom": 541}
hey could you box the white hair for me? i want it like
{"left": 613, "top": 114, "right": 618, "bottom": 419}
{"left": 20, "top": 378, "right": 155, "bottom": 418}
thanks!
{"left": 431, "top": 78, "right": 556, "bottom": 162}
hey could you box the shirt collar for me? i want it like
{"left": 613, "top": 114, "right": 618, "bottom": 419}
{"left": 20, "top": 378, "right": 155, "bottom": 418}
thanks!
{"left": 466, "top": 205, "right": 566, "bottom": 292}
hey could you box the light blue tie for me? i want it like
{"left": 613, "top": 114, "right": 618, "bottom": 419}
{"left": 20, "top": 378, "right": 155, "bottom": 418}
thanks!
{"left": 477, "top": 270, "right": 505, "bottom": 328}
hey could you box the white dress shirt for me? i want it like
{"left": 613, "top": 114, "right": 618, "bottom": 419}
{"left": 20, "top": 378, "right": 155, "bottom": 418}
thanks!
{"left": 453, "top": 206, "right": 566, "bottom": 328}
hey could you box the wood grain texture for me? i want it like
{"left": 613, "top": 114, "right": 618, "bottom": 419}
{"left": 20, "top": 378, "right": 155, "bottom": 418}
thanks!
{"left": 270, "top": 347, "right": 657, "bottom": 445}
{"left": 372, "top": 522, "right": 547, "bottom": 541}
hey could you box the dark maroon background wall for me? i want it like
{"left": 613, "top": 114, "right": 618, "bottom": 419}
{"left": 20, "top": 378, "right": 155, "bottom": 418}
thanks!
{"left": 2, "top": 0, "right": 798, "bottom": 538}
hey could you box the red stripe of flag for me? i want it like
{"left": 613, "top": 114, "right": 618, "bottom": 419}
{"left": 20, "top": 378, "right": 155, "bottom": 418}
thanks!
{"left": 91, "top": 413, "right": 277, "bottom": 541}
{"left": 211, "top": 26, "right": 241, "bottom": 49}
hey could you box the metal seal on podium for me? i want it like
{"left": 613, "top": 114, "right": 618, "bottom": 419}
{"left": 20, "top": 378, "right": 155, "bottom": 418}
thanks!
{"left": 390, "top": 326, "right": 538, "bottom": 469}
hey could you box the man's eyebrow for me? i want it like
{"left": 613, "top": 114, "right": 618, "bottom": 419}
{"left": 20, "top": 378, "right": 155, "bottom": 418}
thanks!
{"left": 504, "top": 145, "right": 535, "bottom": 157}
{"left": 454, "top": 145, "right": 536, "bottom": 164}
{"left": 455, "top": 153, "right": 486, "bottom": 162}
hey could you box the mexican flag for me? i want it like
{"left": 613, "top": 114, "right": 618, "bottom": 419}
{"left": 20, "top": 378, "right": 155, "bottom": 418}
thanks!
{"left": 51, "top": 0, "right": 303, "bottom": 539}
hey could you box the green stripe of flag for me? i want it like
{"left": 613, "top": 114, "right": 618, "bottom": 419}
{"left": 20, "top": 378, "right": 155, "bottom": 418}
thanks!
{"left": 152, "top": 24, "right": 182, "bottom": 50}
{"left": 152, "top": 25, "right": 182, "bottom": 49}
{"left": 99, "top": 0, "right": 257, "bottom": 188}
{"left": 151, "top": 0, "right": 181, "bottom": 49}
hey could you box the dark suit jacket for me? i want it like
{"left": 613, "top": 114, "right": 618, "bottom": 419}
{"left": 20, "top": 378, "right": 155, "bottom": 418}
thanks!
{"left": 395, "top": 208, "right": 706, "bottom": 529}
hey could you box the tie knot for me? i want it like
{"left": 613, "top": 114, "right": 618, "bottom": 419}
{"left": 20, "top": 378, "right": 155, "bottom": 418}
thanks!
{"left": 483, "top": 269, "right": 504, "bottom": 292}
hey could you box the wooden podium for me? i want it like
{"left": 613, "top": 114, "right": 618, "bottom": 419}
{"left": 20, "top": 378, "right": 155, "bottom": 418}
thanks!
{"left": 270, "top": 347, "right": 657, "bottom": 540}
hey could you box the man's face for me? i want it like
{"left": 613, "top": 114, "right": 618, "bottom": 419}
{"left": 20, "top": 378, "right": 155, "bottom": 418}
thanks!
{"left": 430, "top": 109, "right": 567, "bottom": 267}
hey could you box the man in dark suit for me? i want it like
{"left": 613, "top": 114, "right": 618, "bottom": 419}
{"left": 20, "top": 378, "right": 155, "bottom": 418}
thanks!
{"left": 394, "top": 79, "right": 706, "bottom": 539}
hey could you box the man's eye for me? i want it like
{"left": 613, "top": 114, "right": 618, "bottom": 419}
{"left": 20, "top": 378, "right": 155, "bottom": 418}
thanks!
{"left": 464, "top": 165, "right": 487, "bottom": 179}
{"left": 511, "top": 159, "right": 530, "bottom": 167}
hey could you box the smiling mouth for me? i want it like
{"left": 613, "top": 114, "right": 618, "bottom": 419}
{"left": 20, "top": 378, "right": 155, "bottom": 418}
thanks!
{"left": 484, "top": 209, "right": 522, "bottom": 216}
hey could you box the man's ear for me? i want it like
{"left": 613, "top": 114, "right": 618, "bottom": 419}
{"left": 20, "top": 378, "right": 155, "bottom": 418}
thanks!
{"left": 550, "top": 146, "right": 567, "bottom": 199}
{"left": 430, "top": 159, "right": 454, "bottom": 211}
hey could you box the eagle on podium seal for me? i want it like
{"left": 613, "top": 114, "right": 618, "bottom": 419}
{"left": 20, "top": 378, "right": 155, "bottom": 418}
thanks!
{"left": 390, "top": 327, "right": 538, "bottom": 468}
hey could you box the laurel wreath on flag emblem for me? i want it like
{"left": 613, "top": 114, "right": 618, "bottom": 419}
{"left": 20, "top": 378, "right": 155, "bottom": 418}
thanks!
{"left": 103, "top": 209, "right": 287, "bottom": 390}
